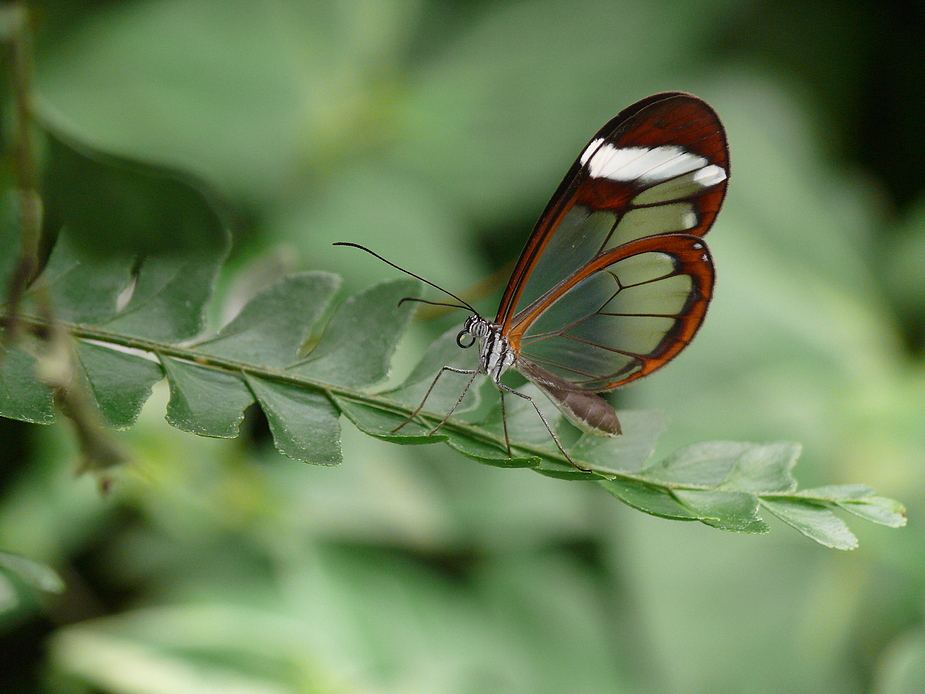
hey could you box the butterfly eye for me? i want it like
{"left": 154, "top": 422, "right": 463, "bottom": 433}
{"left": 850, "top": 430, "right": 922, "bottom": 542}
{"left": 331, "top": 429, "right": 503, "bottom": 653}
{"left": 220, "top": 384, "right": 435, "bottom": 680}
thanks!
{"left": 457, "top": 330, "right": 476, "bottom": 348}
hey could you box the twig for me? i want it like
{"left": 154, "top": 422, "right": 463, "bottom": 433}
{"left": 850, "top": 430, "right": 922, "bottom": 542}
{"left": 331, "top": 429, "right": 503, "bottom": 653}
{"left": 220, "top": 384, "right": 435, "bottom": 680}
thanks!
{"left": 1, "top": 3, "right": 128, "bottom": 487}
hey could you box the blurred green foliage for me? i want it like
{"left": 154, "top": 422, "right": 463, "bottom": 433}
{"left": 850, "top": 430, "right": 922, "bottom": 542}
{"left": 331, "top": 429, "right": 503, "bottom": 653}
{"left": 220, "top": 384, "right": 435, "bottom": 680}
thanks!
{"left": 2, "top": 0, "right": 925, "bottom": 693}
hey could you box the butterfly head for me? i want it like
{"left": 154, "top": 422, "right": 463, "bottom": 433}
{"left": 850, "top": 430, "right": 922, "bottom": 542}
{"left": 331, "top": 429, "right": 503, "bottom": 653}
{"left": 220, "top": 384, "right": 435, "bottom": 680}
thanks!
{"left": 457, "top": 315, "right": 487, "bottom": 348}
{"left": 458, "top": 315, "right": 515, "bottom": 380}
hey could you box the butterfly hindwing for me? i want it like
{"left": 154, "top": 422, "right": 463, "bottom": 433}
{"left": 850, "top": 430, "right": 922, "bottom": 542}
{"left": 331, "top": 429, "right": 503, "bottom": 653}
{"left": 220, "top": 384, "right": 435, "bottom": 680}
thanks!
{"left": 509, "top": 234, "right": 714, "bottom": 391}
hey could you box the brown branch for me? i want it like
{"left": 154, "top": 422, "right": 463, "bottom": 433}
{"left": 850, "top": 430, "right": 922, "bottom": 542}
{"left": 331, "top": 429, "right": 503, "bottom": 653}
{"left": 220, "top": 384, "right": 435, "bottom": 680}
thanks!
{"left": 1, "top": 3, "right": 128, "bottom": 488}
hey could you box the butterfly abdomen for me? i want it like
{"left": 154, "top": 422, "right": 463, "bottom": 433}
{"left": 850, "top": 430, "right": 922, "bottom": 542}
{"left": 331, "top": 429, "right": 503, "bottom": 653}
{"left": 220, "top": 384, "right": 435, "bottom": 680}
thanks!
{"left": 517, "top": 360, "right": 622, "bottom": 436}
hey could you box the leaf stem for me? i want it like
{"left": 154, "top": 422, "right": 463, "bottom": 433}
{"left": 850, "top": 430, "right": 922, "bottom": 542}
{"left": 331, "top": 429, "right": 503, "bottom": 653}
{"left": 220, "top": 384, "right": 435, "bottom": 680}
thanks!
{"left": 6, "top": 311, "right": 627, "bottom": 478}
{"left": 5, "top": 312, "right": 767, "bottom": 488}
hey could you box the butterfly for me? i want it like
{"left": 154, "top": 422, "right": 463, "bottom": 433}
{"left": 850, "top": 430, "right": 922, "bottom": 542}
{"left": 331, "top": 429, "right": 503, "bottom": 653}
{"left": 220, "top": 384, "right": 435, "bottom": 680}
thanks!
{"left": 336, "top": 92, "right": 729, "bottom": 471}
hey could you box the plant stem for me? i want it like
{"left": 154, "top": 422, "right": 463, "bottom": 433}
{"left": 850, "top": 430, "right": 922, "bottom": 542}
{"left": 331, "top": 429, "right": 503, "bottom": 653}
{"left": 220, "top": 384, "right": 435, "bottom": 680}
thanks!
{"left": 1, "top": 4, "right": 128, "bottom": 483}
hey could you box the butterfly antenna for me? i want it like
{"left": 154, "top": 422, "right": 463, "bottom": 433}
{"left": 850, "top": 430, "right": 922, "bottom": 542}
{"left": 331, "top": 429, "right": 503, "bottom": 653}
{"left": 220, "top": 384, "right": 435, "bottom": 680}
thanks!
{"left": 334, "top": 242, "right": 478, "bottom": 314}
{"left": 397, "top": 297, "right": 470, "bottom": 311}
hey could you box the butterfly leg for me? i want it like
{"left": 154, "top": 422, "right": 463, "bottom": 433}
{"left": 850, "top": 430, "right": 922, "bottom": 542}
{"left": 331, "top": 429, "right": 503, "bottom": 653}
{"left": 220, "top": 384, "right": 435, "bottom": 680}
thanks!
{"left": 391, "top": 366, "right": 477, "bottom": 434}
{"left": 498, "top": 389, "right": 513, "bottom": 458}
{"left": 497, "top": 383, "right": 591, "bottom": 473}
{"left": 425, "top": 369, "right": 480, "bottom": 435}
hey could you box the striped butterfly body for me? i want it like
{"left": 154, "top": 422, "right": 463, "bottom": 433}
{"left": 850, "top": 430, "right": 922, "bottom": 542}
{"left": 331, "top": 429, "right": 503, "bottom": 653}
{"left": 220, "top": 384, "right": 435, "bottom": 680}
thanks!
{"left": 338, "top": 92, "right": 729, "bottom": 470}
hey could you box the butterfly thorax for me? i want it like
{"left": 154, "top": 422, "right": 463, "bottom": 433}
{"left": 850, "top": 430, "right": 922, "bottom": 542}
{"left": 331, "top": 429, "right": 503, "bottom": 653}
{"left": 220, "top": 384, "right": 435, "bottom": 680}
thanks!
{"left": 461, "top": 316, "right": 515, "bottom": 383}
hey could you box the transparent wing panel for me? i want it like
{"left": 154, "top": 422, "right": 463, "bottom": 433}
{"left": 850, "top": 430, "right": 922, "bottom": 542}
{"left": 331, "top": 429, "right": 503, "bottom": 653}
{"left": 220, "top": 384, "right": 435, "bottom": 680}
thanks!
{"left": 632, "top": 164, "right": 728, "bottom": 205}
{"left": 508, "top": 194, "right": 708, "bottom": 320}
{"left": 514, "top": 207, "right": 615, "bottom": 312}
{"left": 515, "top": 248, "right": 704, "bottom": 391}
{"left": 608, "top": 203, "right": 697, "bottom": 243}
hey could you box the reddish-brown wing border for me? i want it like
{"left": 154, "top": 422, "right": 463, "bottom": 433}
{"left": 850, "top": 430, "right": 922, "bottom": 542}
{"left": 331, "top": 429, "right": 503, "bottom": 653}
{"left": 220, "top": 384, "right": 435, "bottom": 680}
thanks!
{"left": 508, "top": 234, "right": 714, "bottom": 390}
{"left": 495, "top": 92, "right": 729, "bottom": 331}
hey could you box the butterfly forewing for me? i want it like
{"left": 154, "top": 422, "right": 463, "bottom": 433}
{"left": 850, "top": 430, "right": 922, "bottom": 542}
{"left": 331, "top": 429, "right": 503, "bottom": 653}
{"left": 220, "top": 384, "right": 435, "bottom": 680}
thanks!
{"left": 510, "top": 234, "right": 714, "bottom": 391}
{"left": 496, "top": 93, "right": 728, "bottom": 331}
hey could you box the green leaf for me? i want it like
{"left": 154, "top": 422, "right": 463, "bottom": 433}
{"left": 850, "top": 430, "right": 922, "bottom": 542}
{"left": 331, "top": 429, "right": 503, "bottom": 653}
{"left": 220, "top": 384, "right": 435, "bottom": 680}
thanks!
{"left": 760, "top": 498, "right": 859, "bottom": 550}
{"left": 600, "top": 480, "right": 770, "bottom": 533}
{"left": 103, "top": 251, "right": 227, "bottom": 342}
{"left": 41, "top": 231, "right": 133, "bottom": 325}
{"left": 38, "top": 131, "right": 230, "bottom": 343}
{"left": 786, "top": 484, "right": 907, "bottom": 528}
{"left": 76, "top": 341, "right": 163, "bottom": 429}
{"left": 195, "top": 272, "right": 340, "bottom": 367}
{"left": 836, "top": 497, "right": 907, "bottom": 528}
{"left": 333, "top": 392, "right": 538, "bottom": 468}
{"left": 36, "top": 227, "right": 227, "bottom": 345}
{"left": 385, "top": 326, "right": 482, "bottom": 415}
{"left": 3, "top": 245, "right": 907, "bottom": 546}
{"left": 245, "top": 374, "right": 341, "bottom": 466}
{"left": 333, "top": 393, "right": 431, "bottom": 442}
{"left": 0, "top": 126, "right": 906, "bottom": 547}
{"left": 443, "top": 426, "right": 539, "bottom": 469}
{"left": 292, "top": 278, "right": 418, "bottom": 388}
{"left": 0, "top": 551, "right": 65, "bottom": 619}
{"left": 792, "top": 483, "right": 877, "bottom": 499}
{"left": 43, "top": 129, "right": 229, "bottom": 257}
{"left": 672, "top": 489, "right": 770, "bottom": 534}
{"left": 571, "top": 410, "right": 667, "bottom": 473}
{"left": 642, "top": 441, "right": 800, "bottom": 492}
{"left": 484, "top": 382, "right": 568, "bottom": 451}
{"left": 599, "top": 479, "right": 700, "bottom": 520}
{"left": 0, "top": 345, "right": 55, "bottom": 424}
{"left": 160, "top": 356, "right": 253, "bottom": 438}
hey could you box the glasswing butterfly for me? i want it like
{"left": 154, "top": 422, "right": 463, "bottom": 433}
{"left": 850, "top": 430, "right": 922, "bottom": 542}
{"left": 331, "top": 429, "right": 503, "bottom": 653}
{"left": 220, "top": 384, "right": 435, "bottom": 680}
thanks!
{"left": 337, "top": 92, "right": 729, "bottom": 471}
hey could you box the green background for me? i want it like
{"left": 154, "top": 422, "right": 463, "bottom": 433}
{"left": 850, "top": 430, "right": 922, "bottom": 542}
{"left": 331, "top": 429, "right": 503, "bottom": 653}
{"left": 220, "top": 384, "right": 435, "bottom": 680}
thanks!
{"left": 3, "top": 0, "right": 925, "bottom": 692}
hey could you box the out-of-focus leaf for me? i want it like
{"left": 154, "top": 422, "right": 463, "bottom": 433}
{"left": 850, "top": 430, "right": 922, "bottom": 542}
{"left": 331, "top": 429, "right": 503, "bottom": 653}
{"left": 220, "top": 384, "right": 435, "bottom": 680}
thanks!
{"left": 38, "top": 218, "right": 227, "bottom": 347}
{"left": 883, "top": 196, "right": 925, "bottom": 322}
{"left": 0, "top": 551, "right": 64, "bottom": 624}
{"left": 0, "top": 191, "right": 18, "bottom": 291}
{"left": 102, "top": 250, "right": 227, "bottom": 343}
{"left": 43, "top": 129, "right": 229, "bottom": 258}
{"left": 36, "top": 127, "right": 231, "bottom": 344}
{"left": 874, "top": 629, "right": 925, "bottom": 694}
{"left": 393, "top": 0, "right": 728, "bottom": 222}
{"left": 38, "top": 228, "right": 133, "bottom": 325}
{"left": 0, "top": 551, "right": 65, "bottom": 594}
{"left": 36, "top": 0, "right": 422, "bottom": 202}
{"left": 50, "top": 622, "right": 292, "bottom": 694}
